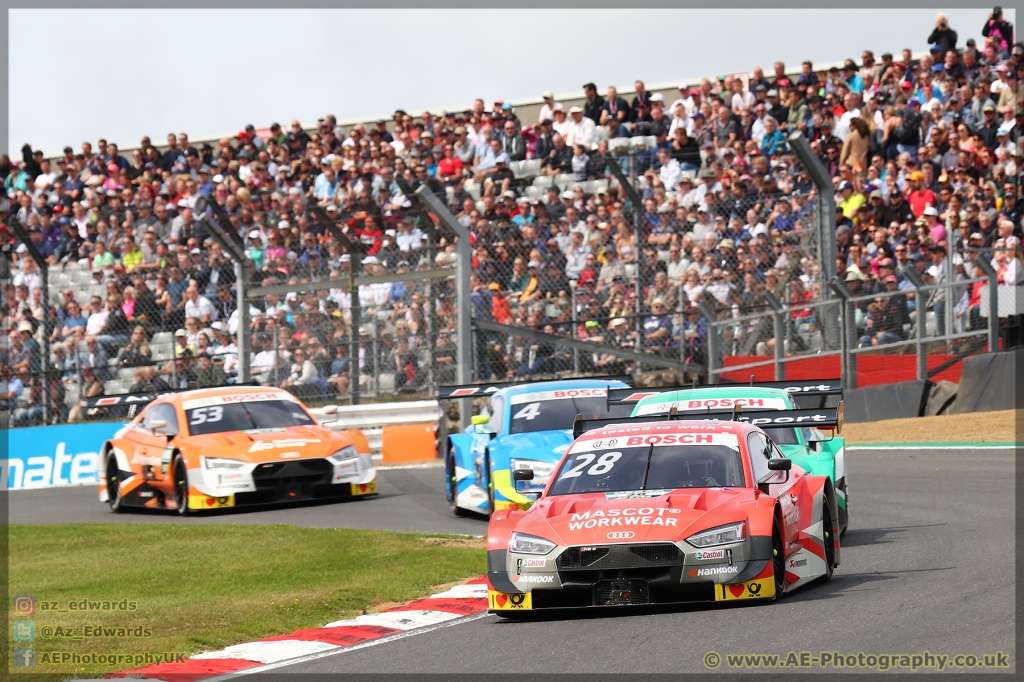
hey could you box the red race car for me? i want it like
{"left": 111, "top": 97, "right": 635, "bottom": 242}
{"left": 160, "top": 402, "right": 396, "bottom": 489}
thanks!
{"left": 486, "top": 406, "right": 842, "bottom": 615}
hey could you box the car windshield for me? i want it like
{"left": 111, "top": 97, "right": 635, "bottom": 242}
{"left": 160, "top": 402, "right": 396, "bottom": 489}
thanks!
{"left": 185, "top": 400, "right": 315, "bottom": 436}
{"left": 508, "top": 394, "right": 632, "bottom": 434}
{"left": 548, "top": 436, "right": 746, "bottom": 496}
{"left": 762, "top": 427, "right": 802, "bottom": 445}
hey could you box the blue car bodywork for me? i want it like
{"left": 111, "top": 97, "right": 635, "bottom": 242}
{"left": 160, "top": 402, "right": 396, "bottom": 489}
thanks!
{"left": 440, "top": 378, "right": 632, "bottom": 516}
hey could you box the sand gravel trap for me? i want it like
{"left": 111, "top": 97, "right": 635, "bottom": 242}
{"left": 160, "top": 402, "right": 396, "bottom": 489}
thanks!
{"left": 842, "top": 409, "right": 1021, "bottom": 444}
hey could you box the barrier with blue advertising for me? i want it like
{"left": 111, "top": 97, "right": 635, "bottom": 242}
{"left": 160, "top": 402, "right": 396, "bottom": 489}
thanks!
{"left": 4, "top": 421, "right": 129, "bottom": 489}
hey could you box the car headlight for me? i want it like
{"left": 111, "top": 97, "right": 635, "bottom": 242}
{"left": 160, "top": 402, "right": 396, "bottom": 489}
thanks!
{"left": 202, "top": 457, "right": 246, "bottom": 470}
{"left": 510, "top": 459, "right": 556, "bottom": 479}
{"left": 509, "top": 532, "right": 557, "bottom": 555}
{"left": 328, "top": 445, "right": 360, "bottom": 463}
{"left": 685, "top": 522, "right": 746, "bottom": 548}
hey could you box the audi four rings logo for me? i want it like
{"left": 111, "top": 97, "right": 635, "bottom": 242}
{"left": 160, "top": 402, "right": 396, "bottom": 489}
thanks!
{"left": 606, "top": 531, "right": 635, "bottom": 540}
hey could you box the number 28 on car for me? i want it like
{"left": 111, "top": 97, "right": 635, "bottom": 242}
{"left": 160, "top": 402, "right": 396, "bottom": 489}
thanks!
{"left": 486, "top": 409, "right": 842, "bottom": 615}
{"left": 97, "top": 386, "right": 376, "bottom": 514}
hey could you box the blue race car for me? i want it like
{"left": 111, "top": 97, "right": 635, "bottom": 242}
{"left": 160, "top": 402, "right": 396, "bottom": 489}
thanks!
{"left": 437, "top": 376, "right": 632, "bottom": 517}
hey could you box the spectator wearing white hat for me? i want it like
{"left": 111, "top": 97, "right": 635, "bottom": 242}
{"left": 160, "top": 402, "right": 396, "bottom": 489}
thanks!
{"left": 538, "top": 91, "right": 557, "bottom": 124}
{"left": 551, "top": 102, "right": 570, "bottom": 138}
{"left": 566, "top": 105, "right": 597, "bottom": 148}
{"left": 996, "top": 121, "right": 1017, "bottom": 157}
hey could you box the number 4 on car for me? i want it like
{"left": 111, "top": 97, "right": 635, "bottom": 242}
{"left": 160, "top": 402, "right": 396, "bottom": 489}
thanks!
{"left": 96, "top": 386, "right": 377, "bottom": 515}
{"left": 437, "top": 377, "right": 632, "bottom": 517}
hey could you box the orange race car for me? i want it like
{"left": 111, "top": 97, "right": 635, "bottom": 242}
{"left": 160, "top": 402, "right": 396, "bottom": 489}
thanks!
{"left": 95, "top": 386, "right": 377, "bottom": 514}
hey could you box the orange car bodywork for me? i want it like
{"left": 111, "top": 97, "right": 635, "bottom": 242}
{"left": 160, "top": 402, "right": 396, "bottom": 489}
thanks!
{"left": 97, "top": 386, "right": 376, "bottom": 512}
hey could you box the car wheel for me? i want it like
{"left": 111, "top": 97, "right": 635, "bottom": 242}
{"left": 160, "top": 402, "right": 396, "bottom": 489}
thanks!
{"left": 173, "top": 456, "right": 192, "bottom": 517}
{"left": 106, "top": 454, "right": 126, "bottom": 514}
{"left": 447, "top": 447, "right": 470, "bottom": 518}
{"left": 772, "top": 516, "right": 785, "bottom": 599}
{"left": 821, "top": 502, "right": 836, "bottom": 582}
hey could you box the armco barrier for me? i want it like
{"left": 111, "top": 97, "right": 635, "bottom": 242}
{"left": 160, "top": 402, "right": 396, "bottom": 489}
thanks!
{"left": 948, "top": 348, "right": 1023, "bottom": 414}
{"left": 843, "top": 380, "right": 930, "bottom": 424}
{"left": 3, "top": 421, "right": 128, "bottom": 489}
{"left": 311, "top": 400, "right": 441, "bottom": 455}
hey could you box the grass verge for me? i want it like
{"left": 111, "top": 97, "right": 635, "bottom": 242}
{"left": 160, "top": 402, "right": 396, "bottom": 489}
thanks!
{"left": 8, "top": 524, "right": 485, "bottom": 677}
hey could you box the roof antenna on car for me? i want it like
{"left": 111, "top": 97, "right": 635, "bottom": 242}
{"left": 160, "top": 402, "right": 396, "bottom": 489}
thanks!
{"left": 732, "top": 404, "right": 743, "bottom": 421}
{"left": 692, "top": 376, "right": 698, "bottom": 389}
{"left": 750, "top": 374, "right": 755, "bottom": 386}
{"left": 667, "top": 406, "right": 678, "bottom": 421}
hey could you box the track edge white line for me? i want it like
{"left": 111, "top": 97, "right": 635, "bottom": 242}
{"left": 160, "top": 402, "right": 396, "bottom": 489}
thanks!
{"left": 203, "top": 610, "right": 491, "bottom": 680}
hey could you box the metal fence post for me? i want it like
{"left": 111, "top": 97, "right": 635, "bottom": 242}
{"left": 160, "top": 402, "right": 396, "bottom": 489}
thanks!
{"left": 763, "top": 291, "right": 785, "bottom": 381}
{"left": 972, "top": 255, "right": 1000, "bottom": 353}
{"left": 603, "top": 152, "right": 648, "bottom": 376}
{"left": 901, "top": 266, "right": 928, "bottom": 381}
{"left": 571, "top": 284, "right": 580, "bottom": 375}
{"left": 789, "top": 131, "right": 839, "bottom": 351}
{"left": 697, "top": 301, "right": 718, "bottom": 384}
{"left": 944, "top": 248, "right": 955, "bottom": 339}
{"left": 828, "top": 278, "right": 854, "bottom": 390}
{"left": 371, "top": 320, "right": 380, "bottom": 397}
{"left": 349, "top": 262, "right": 361, "bottom": 405}
{"left": 414, "top": 185, "right": 472, "bottom": 430}
{"left": 234, "top": 260, "right": 250, "bottom": 383}
{"left": 678, "top": 293, "right": 685, "bottom": 367}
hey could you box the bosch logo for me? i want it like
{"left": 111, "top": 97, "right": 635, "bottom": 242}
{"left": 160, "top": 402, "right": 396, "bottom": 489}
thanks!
{"left": 606, "top": 531, "right": 635, "bottom": 540}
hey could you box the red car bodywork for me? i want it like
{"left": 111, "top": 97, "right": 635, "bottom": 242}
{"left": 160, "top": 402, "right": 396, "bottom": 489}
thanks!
{"left": 486, "top": 420, "right": 839, "bottom": 612}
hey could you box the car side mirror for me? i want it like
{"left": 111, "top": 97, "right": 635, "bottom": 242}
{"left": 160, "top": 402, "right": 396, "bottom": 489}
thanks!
{"left": 471, "top": 414, "right": 489, "bottom": 425}
{"left": 758, "top": 459, "right": 791, "bottom": 494}
{"left": 513, "top": 469, "right": 540, "bottom": 499}
{"left": 148, "top": 419, "right": 168, "bottom": 434}
{"left": 321, "top": 404, "right": 339, "bottom": 423}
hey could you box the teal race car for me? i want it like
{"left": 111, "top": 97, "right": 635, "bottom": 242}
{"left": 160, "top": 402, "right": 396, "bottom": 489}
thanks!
{"left": 607, "top": 379, "right": 848, "bottom": 533}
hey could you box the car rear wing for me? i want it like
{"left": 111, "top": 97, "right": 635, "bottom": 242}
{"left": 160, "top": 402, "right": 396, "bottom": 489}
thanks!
{"left": 574, "top": 402, "right": 844, "bottom": 439}
{"left": 605, "top": 378, "right": 843, "bottom": 409}
{"left": 436, "top": 374, "right": 631, "bottom": 400}
{"left": 79, "top": 382, "right": 262, "bottom": 409}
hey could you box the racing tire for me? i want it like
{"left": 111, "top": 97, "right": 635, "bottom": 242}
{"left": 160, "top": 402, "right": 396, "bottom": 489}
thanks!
{"left": 447, "top": 448, "right": 471, "bottom": 518}
{"left": 105, "top": 453, "right": 126, "bottom": 514}
{"left": 771, "top": 517, "right": 785, "bottom": 600}
{"left": 173, "top": 456, "right": 192, "bottom": 517}
{"left": 820, "top": 502, "right": 836, "bottom": 582}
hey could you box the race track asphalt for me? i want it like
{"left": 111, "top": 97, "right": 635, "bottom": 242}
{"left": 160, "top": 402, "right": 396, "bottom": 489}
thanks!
{"left": 215, "top": 447, "right": 1017, "bottom": 677}
{"left": 10, "top": 448, "right": 1016, "bottom": 675}
{"left": 8, "top": 462, "right": 487, "bottom": 536}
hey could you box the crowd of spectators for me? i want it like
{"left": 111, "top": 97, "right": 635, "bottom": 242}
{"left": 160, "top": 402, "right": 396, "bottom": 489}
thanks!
{"left": 2, "top": 10, "right": 1022, "bottom": 426}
